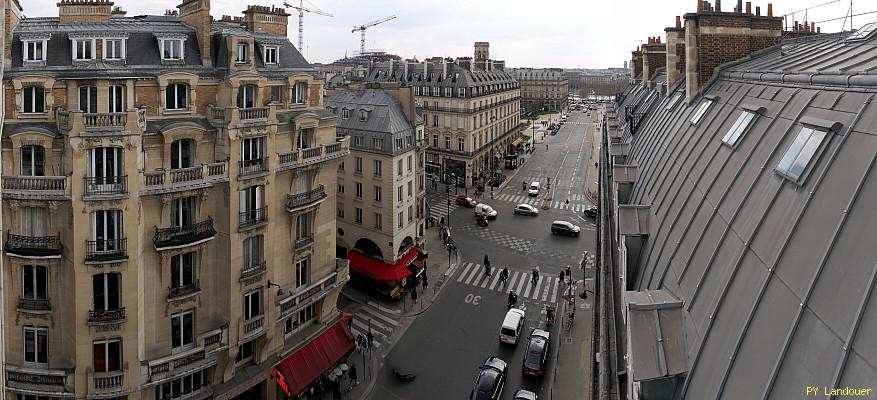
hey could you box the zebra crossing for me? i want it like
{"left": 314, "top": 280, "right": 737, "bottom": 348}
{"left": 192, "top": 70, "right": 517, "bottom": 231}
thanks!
{"left": 348, "top": 301, "right": 401, "bottom": 351}
{"left": 425, "top": 194, "right": 461, "bottom": 221}
{"left": 451, "top": 262, "right": 564, "bottom": 304}
{"left": 492, "top": 193, "right": 594, "bottom": 213}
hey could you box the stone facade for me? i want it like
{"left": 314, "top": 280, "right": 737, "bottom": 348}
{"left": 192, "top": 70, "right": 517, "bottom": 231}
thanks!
{"left": 510, "top": 68, "right": 569, "bottom": 113}
{"left": 665, "top": 26, "right": 686, "bottom": 93}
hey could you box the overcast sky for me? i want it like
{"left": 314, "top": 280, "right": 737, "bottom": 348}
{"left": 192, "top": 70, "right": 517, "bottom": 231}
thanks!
{"left": 20, "top": 0, "right": 871, "bottom": 68}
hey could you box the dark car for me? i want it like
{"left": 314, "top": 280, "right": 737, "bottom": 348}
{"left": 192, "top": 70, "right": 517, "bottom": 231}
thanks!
{"left": 469, "top": 357, "right": 508, "bottom": 400}
{"left": 513, "top": 389, "right": 539, "bottom": 400}
{"left": 583, "top": 206, "right": 598, "bottom": 218}
{"left": 455, "top": 194, "right": 477, "bottom": 207}
{"left": 522, "top": 329, "right": 550, "bottom": 378}
{"left": 551, "top": 221, "right": 581, "bottom": 237}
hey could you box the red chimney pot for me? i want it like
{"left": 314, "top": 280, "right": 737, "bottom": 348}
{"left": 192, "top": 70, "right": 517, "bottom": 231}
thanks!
{"left": 697, "top": 0, "right": 704, "bottom": 12}
{"left": 767, "top": 3, "right": 773, "bottom": 17}
{"left": 811, "top": 22, "right": 815, "bottom": 32}
{"left": 676, "top": 15, "right": 682, "bottom": 28}
{"left": 745, "top": 1, "right": 751, "bottom": 13}
{"left": 817, "top": 26, "right": 821, "bottom": 33}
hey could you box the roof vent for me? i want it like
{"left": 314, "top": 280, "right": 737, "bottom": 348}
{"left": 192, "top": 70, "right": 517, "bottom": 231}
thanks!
{"left": 846, "top": 22, "right": 877, "bottom": 42}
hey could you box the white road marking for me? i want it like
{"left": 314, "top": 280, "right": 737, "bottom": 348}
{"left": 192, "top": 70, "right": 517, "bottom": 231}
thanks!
{"left": 551, "top": 278, "right": 560, "bottom": 301}
{"left": 363, "top": 307, "right": 399, "bottom": 328}
{"left": 541, "top": 279, "right": 553, "bottom": 302}
{"left": 488, "top": 271, "right": 502, "bottom": 290}
{"left": 532, "top": 276, "right": 544, "bottom": 299}
{"left": 463, "top": 263, "right": 482, "bottom": 285}
{"left": 515, "top": 273, "right": 528, "bottom": 296}
{"left": 457, "top": 262, "right": 474, "bottom": 283}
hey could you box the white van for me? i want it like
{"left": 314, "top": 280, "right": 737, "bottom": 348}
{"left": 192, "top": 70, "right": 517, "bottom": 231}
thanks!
{"left": 500, "top": 308, "right": 526, "bottom": 344}
{"left": 475, "top": 203, "right": 498, "bottom": 219}
{"left": 528, "top": 182, "right": 540, "bottom": 196}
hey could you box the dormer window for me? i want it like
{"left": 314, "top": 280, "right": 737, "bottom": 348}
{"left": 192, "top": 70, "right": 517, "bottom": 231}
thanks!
{"left": 341, "top": 109, "right": 350, "bottom": 119}
{"left": 359, "top": 110, "right": 368, "bottom": 122}
{"left": 414, "top": 86, "right": 420, "bottom": 96}
{"left": 161, "top": 39, "right": 184, "bottom": 61}
{"left": 103, "top": 39, "right": 126, "bottom": 60}
{"left": 23, "top": 40, "right": 47, "bottom": 62}
{"left": 73, "top": 39, "right": 95, "bottom": 60}
{"left": 263, "top": 46, "right": 278, "bottom": 64}
{"left": 236, "top": 43, "right": 248, "bottom": 63}
{"left": 458, "top": 88, "right": 466, "bottom": 98}
{"left": 432, "top": 87, "right": 440, "bottom": 96}
{"left": 445, "top": 87, "right": 452, "bottom": 97}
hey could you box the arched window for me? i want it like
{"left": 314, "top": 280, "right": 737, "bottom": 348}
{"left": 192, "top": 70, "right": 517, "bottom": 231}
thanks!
{"left": 170, "top": 139, "right": 194, "bottom": 170}
{"left": 237, "top": 85, "right": 256, "bottom": 109}
{"left": 166, "top": 83, "right": 188, "bottom": 110}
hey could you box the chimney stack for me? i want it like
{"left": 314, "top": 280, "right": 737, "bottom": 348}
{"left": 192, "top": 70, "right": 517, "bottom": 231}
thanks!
{"left": 715, "top": 0, "right": 721, "bottom": 12}
{"left": 755, "top": 6, "right": 760, "bottom": 16}
{"left": 697, "top": 0, "right": 704, "bottom": 12}
{"left": 4, "top": 0, "right": 23, "bottom": 65}
{"left": 737, "top": 0, "right": 742, "bottom": 12}
{"left": 811, "top": 22, "right": 815, "bottom": 32}
{"left": 57, "top": 0, "right": 114, "bottom": 23}
{"left": 178, "top": 0, "right": 212, "bottom": 67}
{"left": 642, "top": 35, "right": 667, "bottom": 84}
{"left": 676, "top": 15, "right": 682, "bottom": 28}
{"left": 745, "top": 1, "right": 751, "bottom": 13}
{"left": 666, "top": 17, "right": 687, "bottom": 93}
{"left": 243, "top": 5, "right": 291, "bottom": 36}
{"left": 767, "top": 3, "right": 773, "bottom": 16}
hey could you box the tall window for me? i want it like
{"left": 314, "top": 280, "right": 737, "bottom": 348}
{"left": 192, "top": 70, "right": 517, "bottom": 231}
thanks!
{"left": 285, "top": 304, "right": 316, "bottom": 335}
{"left": 90, "top": 210, "right": 123, "bottom": 252}
{"left": 432, "top": 135, "right": 438, "bottom": 147}
{"left": 295, "top": 212, "right": 312, "bottom": 242}
{"left": 87, "top": 147, "right": 124, "bottom": 192}
{"left": 445, "top": 136, "right": 451, "bottom": 149}
{"left": 458, "top": 138, "right": 465, "bottom": 152}
{"left": 20, "top": 145, "right": 45, "bottom": 176}
{"left": 24, "top": 41, "right": 46, "bottom": 62}
{"left": 20, "top": 207, "right": 48, "bottom": 237}
{"left": 243, "top": 290, "right": 262, "bottom": 320}
{"left": 23, "top": 326, "right": 48, "bottom": 366}
{"left": 374, "top": 186, "right": 382, "bottom": 203}
{"left": 79, "top": 86, "right": 98, "bottom": 113}
{"left": 104, "top": 39, "right": 125, "bottom": 60}
{"left": 297, "top": 128, "right": 313, "bottom": 149}
{"left": 92, "top": 272, "right": 121, "bottom": 313}
{"left": 373, "top": 159, "right": 382, "bottom": 177}
{"left": 397, "top": 160, "right": 403, "bottom": 176}
{"left": 107, "top": 85, "right": 124, "bottom": 113}
{"left": 22, "top": 265, "right": 48, "bottom": 302}
{"left": 166, "top": 83, "right": 188, "bottom": 110}
{"left": 355, "top": 182, "right": 363, "bottom": 198}
{"left": 161, "top": 39, "right": 183, "bottom": 60}
{"left": 295, "top": 257, "right": 309, "bottom": 288}
{"left": 407, "top": 155, "right": 412, "bottom": 172}
{"left": 93, "top": 338, "right": 122, "bottom": 373}
{"left": 354, "top": 157, "right": 363, "bottom": 174}
{"left": 74, "top": 39, "right": 94, "bottom": 60}
{"left": 270, "top": 86, "right": 283, "bottom": 103}
{"left": 374, "top": 212, "right": 382, "bottom": 229}
{"left": 237, "top": 85, "right": 256, "bottom": 109}
{"left": 264, "top": 46, "right": 278, "bottom": 64}
{"left": 236, "top": 43, "right": 248, "bottom": 63}
{"left": 242, "top": 235, "right": 264, "bottom": 271}
{"left": 240, "top": 137, "right": 266, "bottom": 175}
{"left": 170, "top": 139, "right": 194, "bottom": 169}
{"left": 239, "top": 185, "right": 264, "bottom": 222}
{"left": 171, "top": 197, "right": 195, "bottom": 227}
{"left": 171, "top": 310, "right": 195, "bottom": 351}
{"left": 292, "top": 82, "right": 307, "bottom": 104}
{"left": 354, "top": 207, "right": 362, "bottom": 224}
{"left": 171, "top": 252, "right": 195, "bottom": 290}
{"left": 22, "top": 86, "right": 45, "bottom": 113}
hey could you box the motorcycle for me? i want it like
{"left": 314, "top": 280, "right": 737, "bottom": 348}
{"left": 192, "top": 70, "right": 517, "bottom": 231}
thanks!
{"left": 476, "top": 215, "right": 489, "bottom": 227}
{"left": 507, "top": 290, "right": 518, "bottom": 309}
{"left": 394, "top": 369, "right": 416, "bottom": 383}
{"left": 545, "top": 305, "right": 555, "bottom": 327}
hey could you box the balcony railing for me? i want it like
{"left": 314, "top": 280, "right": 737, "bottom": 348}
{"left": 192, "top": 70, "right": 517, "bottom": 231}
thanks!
{"left": 294, "top": 236, "right": 314, "bottom": 249}
{"left": 93, "top": 371, "right": 124, "bottom": 390}
{"left": 238, "top": 157, "right": 268, "bottom": 177}
{"left": 239, "top": 207, "right": 267, "bottom": 229}
{"left": 18, "top": 297, "right": 51, "bottom": 311}
{"left": 85, "top": 238, "right": 127, "bottom": 262}
{"left": 285, "top": 185, "right": 327, "bottom": 211}
{"left": 153, "top": 217, "right": 216, "bottom": 250}
{"left": 208, "top": 106, "right": 227, "bottom": 127}
{"left": 280, "top": 259, "right": 350, "bottom": 320}
{"left": 142, "top": 162, "right": 229, "bottom": 195}
{"left": 168, "top": 281, "right": 201, "bottom": 300}
{"left": 146, "top": 326, "right": 227, "bottom": 383}
{"left": 239, "top": 107, "right": 270, "bottom": 121}
{"left": 88, "top": 307, "right": 127, "bottom": 324}
{"left": 5, "top": 232, "right": 63, "bottom": 257}
{"left": 84, "top": 175, "right": 127, "bottom": 196}
{"left": 240, "top": 261, "right": 267, "bottom": 281}
{"left": 2, "top": 176, "right": 67, "bottom": 194}
{"left": 277, "top": 140, "right": 350, "bottom": 171}
{"left": 6, "top": 366, "right": 70, "bottom": 394}
{"left": 84, "top": 112, "right": 126, "bottom": 129}
{"left": 243, "top": 315, "right": 264, "bottom": 334}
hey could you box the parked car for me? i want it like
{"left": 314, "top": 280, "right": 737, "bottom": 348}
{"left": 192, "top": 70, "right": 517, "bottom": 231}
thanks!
{"left": 583, "top": 206, "right": 598, "bottom": 218}
{"left": 513, "top": 389, "right": 539, "bottom": 400}
{"left": 456, "top": 194, "right": 477, "bottom": 207}
{"left": 469, "top": 357, "right": 508, "bottom": 400}
{"left": 551, "top": 220, "right": 581, "bottom": 237}
{"left": 475, "top": 204, "right": 498, "bottom": 219}
{"left": 522, "top": 329, "right": 550, "bottom": 378}
{"left": 514, "top": 204, "right": 539, "bottom": 216}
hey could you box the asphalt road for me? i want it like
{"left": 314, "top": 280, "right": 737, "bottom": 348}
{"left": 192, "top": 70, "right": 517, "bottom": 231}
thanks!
{"left": 367, "top": 109, "right": 601, "bottom": 399}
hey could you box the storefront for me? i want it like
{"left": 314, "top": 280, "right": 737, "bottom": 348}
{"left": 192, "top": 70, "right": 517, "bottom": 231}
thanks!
{"left": 346, "top": 246, "right": 428, "bottom": 300}
{"left": 273, "top": 314, "right": 355, "bottom": 400}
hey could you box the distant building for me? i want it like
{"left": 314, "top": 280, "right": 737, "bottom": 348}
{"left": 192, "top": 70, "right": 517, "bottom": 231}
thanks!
{"left": 510, "top": 68, "right": 569, "bottom": 113}
{"left": 367, "top": 42, "right": 521, "bottom": 188}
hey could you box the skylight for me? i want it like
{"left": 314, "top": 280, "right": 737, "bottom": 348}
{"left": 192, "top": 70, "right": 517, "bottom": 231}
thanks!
{"left": 776, "top": 126, "right": 829, "bottom": 183}
{"left": 666, "top": 93, "right": 682, "bottom": 110}
{"left": 690, "top": 99, "right": 713, "bottom": 125}
{"left": 722, "top": 111, "right": 756, "bottom": 147}
{"left": 847, "top": 22, "right": 877, "bottom": 42}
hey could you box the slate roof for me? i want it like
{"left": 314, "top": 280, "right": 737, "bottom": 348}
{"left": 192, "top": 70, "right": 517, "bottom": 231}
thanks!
{"left": 324, "top": 89, "right": 417, "bottom": 156}
{"left": 509, "top": 68, "right": 567, "bottom": 81}
{"left": 612, "top": 28, "right": 877, "bottom": 399}
{"left": 367, "top": 61, "right": 519, "bottom": 93}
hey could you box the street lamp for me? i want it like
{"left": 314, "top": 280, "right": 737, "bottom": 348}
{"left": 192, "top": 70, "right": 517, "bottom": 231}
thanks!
{"left": 266, "top": 280, "right": 286, "bottom": 297}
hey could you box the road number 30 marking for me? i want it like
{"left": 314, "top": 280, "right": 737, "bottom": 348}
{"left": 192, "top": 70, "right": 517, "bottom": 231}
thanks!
{"left": 464, "top": 293, "right": 482, "bottom": 306}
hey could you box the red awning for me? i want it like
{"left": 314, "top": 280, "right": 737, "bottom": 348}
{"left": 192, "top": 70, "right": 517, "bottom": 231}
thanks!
{"left": 347, "top": 246, "right": 421, "bottom": 283}
{"left": 273, "top": 316, "right": 355, "bottom": 397}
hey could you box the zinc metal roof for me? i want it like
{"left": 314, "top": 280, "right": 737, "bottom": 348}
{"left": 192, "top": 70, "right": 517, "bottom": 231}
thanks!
{"left": 614, "top": 28, "right": 877, "bottom": 399}
{"left": 325, "top": 89, "right": 417, "bottom": 156}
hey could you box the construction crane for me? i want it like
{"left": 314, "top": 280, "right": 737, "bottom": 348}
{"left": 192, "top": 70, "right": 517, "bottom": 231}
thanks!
{"left": 283, "top": 1, "right": 333, "bottom": 51}
{"left": 352, "top": 15, "right": 397, "bottom": 55}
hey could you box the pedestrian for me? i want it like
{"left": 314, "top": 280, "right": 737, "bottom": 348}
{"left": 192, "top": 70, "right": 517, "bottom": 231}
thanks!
{"left": 560, "top": 270, "right": 566, "bottom": 285}
{"left": 332, "top": 378, "right": 342, "bottom": 400}
{"left": 422, "top": 274, "right": 428, "bottom": 289}
{"left": 500, "top": 267, "right": 509, "bottom": 286}
{"left": 566, "top": 264, "right": 572, "bottom": 281}
{"left": 565, "top": 198, "right": 570, "bottom": 205}
{"left": 546, "top": 143, "right": 549, "bottom": 150}
{"left": 348, "top": 364, "right": 359, "bottom": 387}
{"left": 531, "top": 265, "right": 540, "bottom": 284}
{"left": 522, "top": 180, "right": 527, "bottom": 191}
{"left": 484, "top": 263, "right": 491, "bottom": 278}
{"left": 439, "top": 216, "right": 445, "bottom": 228}
{"left": 484, "top": 254, "right": 490, "bottom": 268}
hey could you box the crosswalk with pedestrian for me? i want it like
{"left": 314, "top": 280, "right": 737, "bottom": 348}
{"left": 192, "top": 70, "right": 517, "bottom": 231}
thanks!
{"left": 491, "top": 193, "right": 594, "bottom": 213}
{"left": 348, "top": 301, "right": 401, "bottom": 352}
{"left": 425, "top": 192, "right": 461, "bottom": 222}
{"left": 450, "top": 262, "right": 565, "bottom": 304}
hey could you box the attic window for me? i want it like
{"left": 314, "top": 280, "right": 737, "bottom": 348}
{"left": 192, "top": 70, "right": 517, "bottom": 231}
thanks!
{"left": 341, "top": 109, "right": 350, "bottom": 119}
{"left": 775, "top": 126, "right": 829, "bottom": 183}
{"left": 103, "top": 39, "right": 126, "bottom": 60}
{"left": 722, "top": 111, "right": 756, "bottom": 147}
{"left": 458, "top": 88, "right": 466, "bottom": 98}
{"left": 236, "top": 43, "right": 248, "bottom": 63}
{"left": 689, "top": 99, "right": 713, "bottom": 125}
{"left": 23, "top": 40, "right": 47, "bottom": 62}
{"left": 73, "top": 39, "right": 95, "bottom": 60}
{"left": 161, "top": 39, "right": 184, "bottom": 61}
{"left": 445, "top": 87, "right": 452, "bottom": 97}
{"left": 414, "top": 86, "right": 420, "bottom": 96}
{"left": 263, "top": 45, "right": 278, "bottom": 64}
{"left": 359, "top": 110, "right": 368, "bottom": 122}
{"left": 665, "top": 93, "right": 682, "bottom": 110}
{"left": 432, "top": 87, "right": 440, "bottom": 96}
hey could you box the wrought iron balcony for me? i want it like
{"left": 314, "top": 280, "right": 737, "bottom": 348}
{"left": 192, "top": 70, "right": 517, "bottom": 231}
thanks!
{"left": 85, "top": 238, "right": 127, "bottom": 262}
{"left": 168, "top": 281, "right": 201, "bottom": 300}
{"left": 240, "top": 261, "right": 267, "bottom": 281}
{"left": 153, "top": 217, "right": 216, "bottom": 250}
{"left": 238, "top": 157, "right": 268, "bottom": 177}
{"left": 84, "top": 175, "right": 127, "bottom": 196}
{"left": 5, "top": 232, "right": 63, "bottom": 257}
{"left": 2, "top": 176, "right": 68, "bottom": 199}
{"left": 142, "top": 162, "right": 229, "bottom": 195}
{"left": 88, "top": 307, "right": 127, "bottom": 324}
{"left": 146, "top": 326, "right": 227, "bottom": 384}
{"left": 18, "top": 297, "right": 51, "bottom": 311}
{"left": 239, "top": 207, "right": 267, "bottom": 229}
{"left": 285, "top": 185, "right": 327, "bottom": 211}
{"left": 277, "top": 139, "right": 350, "bottom": 171}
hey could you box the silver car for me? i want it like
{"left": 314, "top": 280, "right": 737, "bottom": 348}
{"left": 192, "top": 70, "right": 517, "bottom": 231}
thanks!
{"left": 513, "top": 204, "right": 539, "bottom": 216}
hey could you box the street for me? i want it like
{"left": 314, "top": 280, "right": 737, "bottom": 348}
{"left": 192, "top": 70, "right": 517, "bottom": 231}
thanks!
{"left": 363, "top": 107, "right": 602, "bottom": 399}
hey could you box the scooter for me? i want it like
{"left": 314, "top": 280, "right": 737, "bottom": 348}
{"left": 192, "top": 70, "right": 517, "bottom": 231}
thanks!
{"left": 476, "top": 215, "right": 489, "bottom": 227}
{"left": 545, "top": 305, "right": 555, "bottom": 327}
{"left": 394, "top": 369, "right": 416, "bottom": 383}
{"left": 507, "top": 290, "right": 518, "bottom": 309}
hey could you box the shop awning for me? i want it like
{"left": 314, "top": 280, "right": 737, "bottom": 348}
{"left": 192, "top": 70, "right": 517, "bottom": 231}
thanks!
{"left": 273, "top": 315, "right": 355, "bottom": 397}
{"left": 347, "top": 246, "right": 422, "bottom": 283}
{"left": 512, "top": 138, "right": 524, "bottom": 146}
